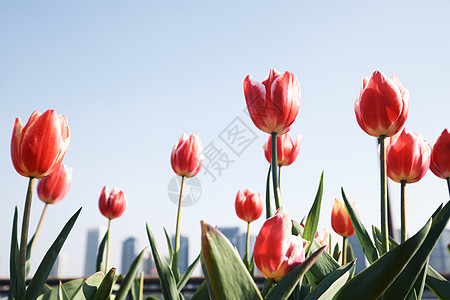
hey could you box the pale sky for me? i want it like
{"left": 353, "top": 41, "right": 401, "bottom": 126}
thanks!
{"left": 1, "top": 0, "right": 449, "bottom": 277}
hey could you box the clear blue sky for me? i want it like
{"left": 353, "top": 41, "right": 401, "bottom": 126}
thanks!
{"left": 1, "top": 1, "right": 449, "bottom": 277}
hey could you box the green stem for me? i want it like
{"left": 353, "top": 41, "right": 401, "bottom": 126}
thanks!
{"left": 30, "top": 203, "right": 49, "bottom": 253}
{"left": 342, "top": 237, "right": 348, "bottom": 265}
{"left": 379, "top": 135, "right": 388, "bottom": 255}
{"left": 246, "top": 222, "right": 251, "bottom": 270}
{"left": 401, "top": 180, "right": 407, "bottom": 243}
{"left": 173, "top": 175, "right": 186, "bottom": 281}
{"left": 17, "top": 177, "right": 36, "bottom": 299}
{"left": 446, "top": 177, "right": 450, "bottom": 197}
{"left": 271, "top": 132, "right": 281, "bottom": 209}
{"left": 105, "top": 218, "right": 111, "bottom": 272}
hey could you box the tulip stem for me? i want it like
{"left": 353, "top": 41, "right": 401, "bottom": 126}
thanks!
{"left": 446, "top": 177, "right": 450, "bottom": 197}
{"left": 379, "top": 135, "right": 389, "bottom": 255}
{"left": 271, "top": 132, "right": 281, "bottom": 209}
{"left": 246, "top": 221, "right": 251, "bottom": 271}
{"left": 173, "top": 175, "right": 186, "bottom": 281}
{"left": 342, "top": 237, "right": 348, "bottom": 265}
{"left": 105, "top": 218, "right": 111, "bottom": 273}
{"left": 17, "top": 177, "right": 36, "bottom": 299}
{"left": 30, "top": 203, "right": 49, "bottom": 253}
{"left": 401, "top": 180, "right": 407, "bottom": 243}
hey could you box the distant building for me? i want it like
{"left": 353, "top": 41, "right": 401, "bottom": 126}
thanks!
{"left": 219, "top": 226, "right": 255, "bottom": 258}
{"left": 49, "top": 253, "right": 66, "bottom": 278}
{"left": 171, "top": 235, "right": 189, "bottom": 274}
{"left": 429, "top": 229, "right": 450, "bottom": 274}
{"left": 348, "top": 235, "right": 367, "bottom": 273}
{"left": 143, "top": 253, "right": 157, "bottom": 275}
{"left": 122, "top": 237, "right": 137, "bottom": 274}
{"left": 84, "top": 228, "right": 102, "bottom": 276}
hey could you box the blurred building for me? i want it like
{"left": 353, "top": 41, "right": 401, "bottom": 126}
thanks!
{"left": 143, "top": 252, "right": 157, "bottom": 275}
{"left": 171, "top": 235, "right": 189, "bottom": 274}
{"left": 84, "top": 228, "right": 102, "bottom": 276}
{"left": 122, "top": 237, "right": 137, "bottom": 274}
{"left": 49, "top": 253, "right": 66, "bottom": 278}
{"left": 348, "top": 235, "right": 367, "bottom": 273}
{"left": 429, "top": 229, "right": 450, "bottom": 273}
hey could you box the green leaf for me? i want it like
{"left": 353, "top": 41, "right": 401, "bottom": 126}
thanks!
{"left": 332, "top": 218, "right": 431, "bottom": 300}
{"left": 304, "top": 260, "right": 355, "bottom": 300}
{"left": 413, "top": 262, "right": 427, "bottom": 300}
{"left": 92, "top": 268, "right": 116, "bottom": 300}
{"left": 57, "top": 282, "right": 69, "bottom": 300}
{"left": 177, "top": 253, "right": 201, "bottom": 293}
{"left": 38, "top": 272, "right": 104, "bottom": 300}
{"left": 303, "top": 171, "right": 324, "bottom": 244}
{"left": 266, "top": 165, "right": 275, "bottom": 219}
{"left": 383, "top": 200, "right": 450, "bottom": 299}
{"left": 265, "top": 246, "right": 325, "bottom": 300}
{"left": 9, "top": 207, "right": 19, "bottom": 300}
{"left": 163, "top": 227, "right": 174, "bottom": 267}
{"left": 341, "top": 188, "right": 378, "bottom": 264}
{"left": 26, "top": 233, "right": 36, "bottom": 278}
{"left": 293, "top": 222, "right": 340, "bottom": 288}
{"left": 346, "top": 243, "right": 354, "bottom": 263}
{"left": 191, "top": 280, "right": 210, "bottom": 300}
{"left": 146, "top": 224, "right": 179, "bottom": 300}
{"left": 426, "top": 266, "right": 450, "bottom": 299}
{"left": 201, "top": 221, "right": 263, "bottom": 300}
{"left": 115, "top": 249, "right": 146, "bottom": 300}
{"left": 332, "top": 243, "right": 340, "bottom": 263}
{"left": 25, "top": 208, "right": 82, "bottom": 300}
{"left": 96, "top": 230, "right": 108, "bottom": 272}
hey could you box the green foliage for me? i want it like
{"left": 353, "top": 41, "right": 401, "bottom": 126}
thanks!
{"left": 115, "top": 249, "right": 145, "bottom": 300}
{"left": 96, "top": 231, "right": 108, "bottom": 273}
{"left": 92, "top": 268, "right": 117, "bottom": 300}
{"left": 303, "top": 171, "right": 324, "bottom": 245}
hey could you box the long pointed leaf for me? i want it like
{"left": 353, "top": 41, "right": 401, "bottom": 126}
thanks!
{"left": 383, "top": 200, "right": 450, "bottom": 299}
{"left": 201, "top": 221, "right": 263, "bottom": 300}
{"left": 341, "top": 188, "right": 378, "bottom": 264}
{"left": 92, "top": 268, "right": 116, "bottom": 300}
{"left": 332, "top": 218, "right": 431, "bottom": 300}
{"left": 177, "top": 253, "right": 201, "bottom": 292}
{"left": 115, "top": 249, "right": 145, "bottom": 300}
{"left": 9, "top": 207, "right": 19, "bottom": 300}
{"left": 304, "top": 261, "right": 355, "bottom": 300}
{"left": 426, "top": 266, "right": 450, "bottom": 299}
{"left": 25, "top": 208, "right": 82, "bottom": 300}
{"left": 96, "top": 230, "right": 108, "bottom": 272}
{"left": 146, "top": 223, "right": 178, "bottom": 300}
{"left": 191, "top": 280, "right": 210, "bottom": 300}
{"left": 163, "top": 227, "right": 174, "bottom": 267}
{"left": 303, "top": 172, "right": 324, "bottom": 243}
{"left": 265, "top": 246, "right": 325, "bottom": 300}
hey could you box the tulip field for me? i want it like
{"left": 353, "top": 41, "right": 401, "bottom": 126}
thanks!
{"left": 5, "top": 68, "right": 450, "bottom": 300}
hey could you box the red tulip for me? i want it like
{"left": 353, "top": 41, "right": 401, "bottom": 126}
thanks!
{"left": 11, "top": 110, "right": 70, "bottom": 178}
{"left": 171, "top": 133, "right": 203, "bottom": 178}
{"left": 235, "top": 189, "right": 263, "bottom": 223}
{"left": 99, "top": 186, "right": 127, "bottom": 220}
{"left": 37, "top": 164, "right": 72, "bottom": 204}
{"left": 354, "top": 71, "right": 409, "bottom": 137}
{"left": 387, "top": 129, "right": 431, "bottom": 183}
{"left": 263, "top": 133, "right": 301, "bottom": 166}
{"left": 254, "top": 206, "right": 309, "bottom": 281}
{"left": 430, "top": 129, "right": 450, "bottom": 179}
{"left": 331, "top": 199, "right": 358, "bottom": 238}
{"left": 244, "top": 69, "right": 301, "bottom": 135}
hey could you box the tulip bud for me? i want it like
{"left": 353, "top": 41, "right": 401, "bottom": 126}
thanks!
{"left": 354, "top": 71, "right": 409, "bottom": 137}
{"left": 386, "top": 129, "right": 431, "bottom": 183}
{"left": 171, "top": 133, "right": 204, "bottom": 178}
{"left": 37, "top": 164, "right": 72, "bottom": 204}
{"left": 254, "top": 206, "right": 309, "bottom": 281}
{"left": 99, "top": 186, "right": 127, "bottom": 220}
{"left": 430, "top": 129, "right": 450, "bottom": 179}
{"left": 331, "top": 199, "right": 358, "bottom": 238}
{"left": 244, "top": 69, "right": 301, "bottom": 135}
{"left": 263, "top": 133, "right": 301, "bottom": 166}
{"left": 11, "top": 110, "right": 70, "bottom": 178}
{"left": 235, "top": 189, "right": 263, "bottom": 223}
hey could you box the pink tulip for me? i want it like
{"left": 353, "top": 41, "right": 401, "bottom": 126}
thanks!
{"left": 171, "top": 133, "right": 203, "bottom": 178}
{"left": 331, "top": 199, "right": 358, "bottom": 238}
{"left": 355, "top": 71, "right": 409, "bottom": 137}
{"left": 387, "top": 129, "right": 431, "bottom": 183}
{"left": 244, "top": 69, "right": 301, "bottom": 135}
{"left": 430, "top": 129, "right": 450, "bottom": 179}
{"left": 99, "top": 186, "right": 127, "bottom": 220}
{"left": 37, "top": 164, "right": 72, "bottom": 204}
{"left": 11, "top": 110, "right": 70, "bottom": 178}
{"left": 254, "top": 206, "right": 309, "bottom": 281}
{"left": 263, "top": 133, "right": 301, "bottom": 166}
{"left": 315, "top": 228, "right": 329, "bottom": 252}
{"left": 235, "top": 189, "right": 263, "bottom": 223}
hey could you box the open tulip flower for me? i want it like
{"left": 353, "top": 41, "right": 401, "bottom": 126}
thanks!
{"left": 11, "top": 109, "right": 70, "bottom": 179}
{"left": 254, "top": 206, "right": 309, "bottom": 281}
{"left": 354, "top": 70, "right": 409, "bottom": 138}
{"left": 171, "top": 133, "right": 203, "bottom": 178}
{"left": 235, "top": 189, "right": 263, "bottom": 223}
{"left": 37, "top": 164, "right": 72, "bottom": 205}
{"left": 244, "top": 69, "right": 301, "bottom": 135}
{"left": 430, "top": 129, "right": 450, "bottom": 184}
{"left": 263, "top": 132, "right": 301, "bottom": 166}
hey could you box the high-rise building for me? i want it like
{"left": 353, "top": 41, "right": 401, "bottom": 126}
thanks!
{"left": 84, "top": 228, "right": 102, "bottom": 276}
{"left": 429, "top": 229, "right": 450, "bottom": 274}
{"left": 49, "top": 253, "right": 66, "bottom": 278}
{"left": 122, "top": 237, "right": 137, "bottom": 274}
{"left": 171, "top": 235, "right": 189, "bottom": 274}
{"left": 348, "top": 235, "right": 367, "bottom": 273}
{"left": 219, "top": 226, "right": 240, "bottom": 249}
